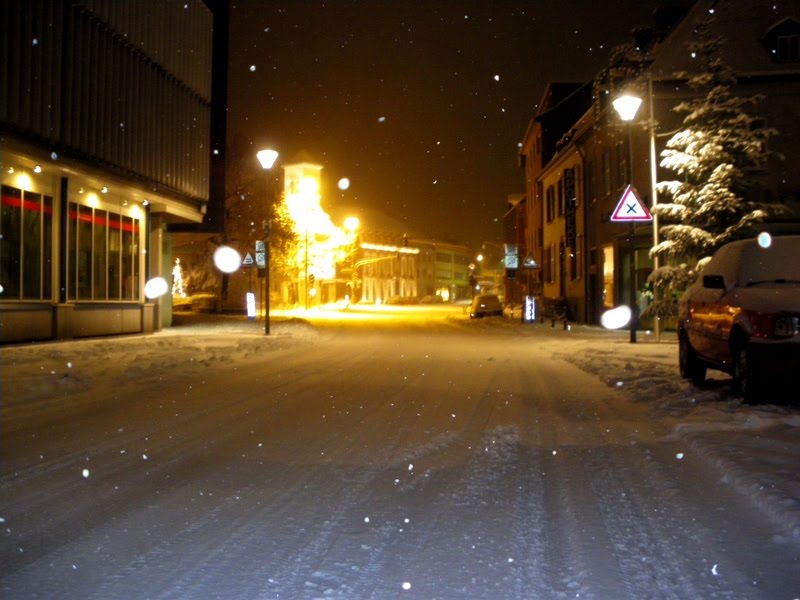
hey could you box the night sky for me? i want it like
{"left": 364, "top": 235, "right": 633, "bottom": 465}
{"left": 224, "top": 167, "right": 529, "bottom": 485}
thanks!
{"left": 228, "top": 1, "right": 668, "bottom": 249}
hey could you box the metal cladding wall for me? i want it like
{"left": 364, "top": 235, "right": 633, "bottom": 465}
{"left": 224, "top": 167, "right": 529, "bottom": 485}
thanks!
{"left": 0, "top": 0, "right": 212, "bottom": 204}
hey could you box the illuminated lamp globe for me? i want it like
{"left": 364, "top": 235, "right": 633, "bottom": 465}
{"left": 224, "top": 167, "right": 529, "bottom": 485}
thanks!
{"left": 144, "top": 277, "right": 169, "bottom": 299}
{"left": 256, "top": 149, "right": 279, "bottom": 170}
{"left": 338, "top": 177, "right": 350, "bottom": 191}
{"left": 757, "top": 232, "right": 772, "bottom": 248}
{"left": 214, "top": 246, "right": 242, "bottom": 273}
{"left": 612, "top": 94, "right": 643, "bottom": 122}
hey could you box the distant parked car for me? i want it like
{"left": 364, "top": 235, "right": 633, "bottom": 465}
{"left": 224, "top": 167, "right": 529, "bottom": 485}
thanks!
{"left": 677, "top": 235, "right": 800, "bottom": 404}
{"left": 419, "top": 295, "right": 444, "bottom": 304}
{"left": 470, "top": 294, "right": 503, "bottom": 318}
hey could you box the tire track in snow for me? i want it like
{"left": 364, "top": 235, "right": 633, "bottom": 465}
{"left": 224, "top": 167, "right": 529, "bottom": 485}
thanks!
{"left": 583, "top": 444, "right": 762, "bottom": 599}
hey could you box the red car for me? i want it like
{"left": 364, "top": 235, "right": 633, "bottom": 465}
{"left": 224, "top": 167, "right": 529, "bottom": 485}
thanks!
{"left": 677, "top": 235, "right": 800, "bottom": 404}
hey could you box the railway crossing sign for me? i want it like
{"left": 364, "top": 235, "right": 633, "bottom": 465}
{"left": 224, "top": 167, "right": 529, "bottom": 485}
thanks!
{"left": 610, "top": 185, "right": 652, "bottom": 222}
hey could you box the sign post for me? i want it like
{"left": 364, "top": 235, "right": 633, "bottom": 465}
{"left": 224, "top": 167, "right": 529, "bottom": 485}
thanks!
{"left": 610, "top": 186, "right": 652, "bottom": 343}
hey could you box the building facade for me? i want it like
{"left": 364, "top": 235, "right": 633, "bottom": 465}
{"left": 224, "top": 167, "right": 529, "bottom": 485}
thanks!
{"left": 519, "top": 0, "right": 800, "bottom": 328}
{"left": 1, "top": 0, "right": 215, "bottom": 343}
{"left": 415, "top": 240, "right": 471, "bottom": 303}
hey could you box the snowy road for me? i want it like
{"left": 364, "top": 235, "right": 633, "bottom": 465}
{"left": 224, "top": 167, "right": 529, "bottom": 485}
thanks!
{"left": 2, "top": 315, "right": 798, "bottom": 599}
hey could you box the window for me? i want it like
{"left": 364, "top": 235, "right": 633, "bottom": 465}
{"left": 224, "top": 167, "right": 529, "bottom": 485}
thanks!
{"left": 108, "top": 213, "right": 121, "bottom": 298}
{"left": 557, "top": 179, "right": 564, "bottom": 217}
{"left": 777, "top": 34, "right": 800, "bottom": 62}
{"left": 546, "top": 186, "right": 555, "bottom": 222}
{"left": 602, "top": 151, "right": 611, "bottom": 195}
{"left": 570, "top": 234, "right": 583, "bottom": 281}
{"left": 0, "top": 185, "right": 53, "bottom": 300}
{"left": 68, "top": 201, "right": 140, "bottom": 300}
{"left": 602, "top": 244, "right": 615, "bottom": 308}
{"left": 544, "top": 244, "right": 556, "bottom": 284}
{"left": 93, "top": 210, "right": 108, "bottom": 299}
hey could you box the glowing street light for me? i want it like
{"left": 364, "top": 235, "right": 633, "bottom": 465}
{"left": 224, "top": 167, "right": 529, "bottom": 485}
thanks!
{"left": 611, "top": 95, "right": 642, "bottom": 122}
{"left": 256, "top": 149, "right": 279, "bottom": 170}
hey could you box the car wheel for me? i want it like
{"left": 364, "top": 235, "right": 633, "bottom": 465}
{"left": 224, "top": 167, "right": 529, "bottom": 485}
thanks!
{"left": 679, "top": 330, "right": 706, "bottom": 386}
{"left": 733, "top": 340, "right": 760, "bottom": 405}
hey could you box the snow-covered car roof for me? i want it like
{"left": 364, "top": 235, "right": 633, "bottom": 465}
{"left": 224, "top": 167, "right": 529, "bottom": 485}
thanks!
{"left": 702, "top": 235, "right": 800, "bottom": 287}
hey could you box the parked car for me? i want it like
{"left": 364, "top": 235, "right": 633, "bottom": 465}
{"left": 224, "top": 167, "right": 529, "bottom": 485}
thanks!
{"left": 419, "top": 295, "right": 444, "bottom": 304}
{"left": 470, "top": 294, "right": 503, "bottom": 318}
{"left": 677, "top": 235, "right": 800, "bottom": 404}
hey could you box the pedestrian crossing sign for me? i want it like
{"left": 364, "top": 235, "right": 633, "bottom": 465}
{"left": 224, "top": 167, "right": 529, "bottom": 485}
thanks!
{"left": 610, "top": 185, "right": 652, "bottom": 222}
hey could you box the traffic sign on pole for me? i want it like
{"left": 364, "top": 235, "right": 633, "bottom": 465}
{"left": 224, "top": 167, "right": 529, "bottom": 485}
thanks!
{"left": 610, "top": 185, "right": 652, "bottom": 222}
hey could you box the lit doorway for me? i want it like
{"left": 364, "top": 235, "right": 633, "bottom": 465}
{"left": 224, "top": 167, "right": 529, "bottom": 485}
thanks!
{"left": 602, "top": 244, "right": 614, "bottom": 309}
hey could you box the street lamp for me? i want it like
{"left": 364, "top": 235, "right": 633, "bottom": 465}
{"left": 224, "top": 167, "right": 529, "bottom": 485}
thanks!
{"left": 257, "top": 148, "right": 280, "bottom": 334}
{"left": 613, "top": 84, "right": 662, "bottom": 342}
{"left": 613, "top": 94, "right": 642, "bottom": 344}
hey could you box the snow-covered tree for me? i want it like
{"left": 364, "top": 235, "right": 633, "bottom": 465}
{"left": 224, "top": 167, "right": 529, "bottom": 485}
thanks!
{"left": 645, "top": 14, "right": 782, "bottom": 318}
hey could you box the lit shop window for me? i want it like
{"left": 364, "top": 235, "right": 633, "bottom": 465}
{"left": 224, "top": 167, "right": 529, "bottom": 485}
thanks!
{"left": 0, "top": 185, "right": 53, "bottom": 300}
{"left": 67, "top": 201, "right": 140, "bottom": 301}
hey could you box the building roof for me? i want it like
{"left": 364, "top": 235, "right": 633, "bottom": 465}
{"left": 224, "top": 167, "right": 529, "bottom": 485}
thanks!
{"left": 648, "top": 0, "right": 800, "bottom": 79}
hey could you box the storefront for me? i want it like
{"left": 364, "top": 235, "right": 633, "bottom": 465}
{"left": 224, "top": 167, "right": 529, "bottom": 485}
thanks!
{"left": 0, "top": 148, "right": 202, "bottom": 344}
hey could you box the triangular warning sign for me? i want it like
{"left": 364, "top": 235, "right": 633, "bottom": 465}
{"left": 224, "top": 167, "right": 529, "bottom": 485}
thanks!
{"left": 242, "top": 252, "right": 255, "bottom": 265}
{"left": 610, "top": 185, "right": 652, "bottom": 222}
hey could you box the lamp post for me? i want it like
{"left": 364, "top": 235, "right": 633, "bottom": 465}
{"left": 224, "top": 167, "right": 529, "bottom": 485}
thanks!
{"left": 612, "top": 94, "right": 643, "bottom": 344}
{"left": 613, "top": 84, "right": 662, "bottom": 342}
{"left": 256, "top": 148, "right": 279, "bottom": 335}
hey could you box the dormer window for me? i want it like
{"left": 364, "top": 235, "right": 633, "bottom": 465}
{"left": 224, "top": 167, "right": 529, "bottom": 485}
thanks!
{"left": 763, "top": 17, "right": 800, "bottom": 63}
{"left": 777, "top": 34, "right": 800, "bottom": 62}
